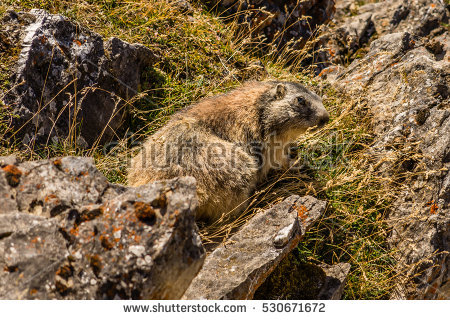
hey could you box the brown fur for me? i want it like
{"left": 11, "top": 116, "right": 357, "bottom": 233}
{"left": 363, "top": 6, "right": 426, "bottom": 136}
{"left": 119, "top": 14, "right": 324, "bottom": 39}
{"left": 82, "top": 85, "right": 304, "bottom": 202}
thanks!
{"left": 128, "top": 81, "right": 329, "bottom": 221}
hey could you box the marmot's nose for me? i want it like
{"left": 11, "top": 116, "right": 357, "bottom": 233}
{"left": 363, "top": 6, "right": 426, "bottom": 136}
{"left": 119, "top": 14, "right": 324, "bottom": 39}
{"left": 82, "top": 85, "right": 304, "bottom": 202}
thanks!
{"left": 318, "top": 111, "right": 330, "bottom": 128}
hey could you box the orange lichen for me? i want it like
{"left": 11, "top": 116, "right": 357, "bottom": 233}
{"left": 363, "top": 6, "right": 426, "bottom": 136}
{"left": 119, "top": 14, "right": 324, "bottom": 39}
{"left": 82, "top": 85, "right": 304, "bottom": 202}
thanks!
{"left": 294, "top": 204, "right": 308, "bottom": 222}
{"left": 134, "top": 202, "right": 156, "bottom": 225}
{"left": 69, "top": 226, "right": 79, "bottom": 237}
{"left": 76, "top": 206, "right": 104, "bottom": 225}
{"left": 2, "top": 165, "right": 22, "bottom": 187}
{"left": 4, "top": 265, "right": 18, "bottom": 272}
{"left": 44, "top": 194, "right": 58, "bottom": 203}
{"left": 56, "top": 265, "right": 73, "bottom": 280}
{"left": 318, "top": 66, "right": 338, "bottom": 77}
{"left": 112, "top": 225, "right": 122, "bottom": 233}
{"left": 428, "top": 201, "right": 439, "bottom": 215}
{"left": 100, "top": 235, "right": 114, "bottom": 250}
{"left": 89, "top": 255, "right": 102, "bottom": 277}
{"left": 53, "top": 159, "right": 62, "bottom": 168}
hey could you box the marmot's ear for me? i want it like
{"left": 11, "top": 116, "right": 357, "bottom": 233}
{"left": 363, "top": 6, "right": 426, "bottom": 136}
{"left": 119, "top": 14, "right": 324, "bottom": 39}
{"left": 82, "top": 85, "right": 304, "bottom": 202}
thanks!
{"left": 275, "top": 83, "right": 286, "bottom": 100}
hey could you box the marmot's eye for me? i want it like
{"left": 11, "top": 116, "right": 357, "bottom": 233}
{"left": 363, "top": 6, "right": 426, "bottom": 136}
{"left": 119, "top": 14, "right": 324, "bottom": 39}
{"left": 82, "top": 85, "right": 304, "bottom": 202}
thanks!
{"left": 296, "top": 97, "right": 305, "bottom": 105}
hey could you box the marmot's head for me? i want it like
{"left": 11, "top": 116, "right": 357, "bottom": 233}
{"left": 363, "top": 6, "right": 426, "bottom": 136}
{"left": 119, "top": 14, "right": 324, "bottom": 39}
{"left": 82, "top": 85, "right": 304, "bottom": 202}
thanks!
{"left": 260, "top": 82, "right": 329, "bottom": 138}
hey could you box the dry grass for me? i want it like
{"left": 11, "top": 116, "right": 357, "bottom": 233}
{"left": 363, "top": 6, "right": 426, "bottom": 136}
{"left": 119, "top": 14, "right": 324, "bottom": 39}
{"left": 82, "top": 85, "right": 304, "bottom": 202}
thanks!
{"left": 0, "top": 0, "right": 409, "bottom": 299}
{"left": 198, "top": 84, "right": 402, "bottom": 299}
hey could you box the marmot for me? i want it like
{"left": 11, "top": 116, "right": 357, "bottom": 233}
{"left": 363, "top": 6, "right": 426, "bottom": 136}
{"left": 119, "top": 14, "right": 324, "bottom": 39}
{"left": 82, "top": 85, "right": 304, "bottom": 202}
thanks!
{"left": 128, "top": 81, "right": 329, "bottom": 221}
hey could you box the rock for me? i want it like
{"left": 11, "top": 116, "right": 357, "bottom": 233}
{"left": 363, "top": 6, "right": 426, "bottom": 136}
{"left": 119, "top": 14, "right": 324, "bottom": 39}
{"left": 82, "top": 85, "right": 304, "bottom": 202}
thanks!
{"left": 0, "top": 157, "right": 205, "bottom": 299}
{"left": 0, "top": 155, "right": 17, "bottom": 167}
{"left": 172, "top": 0, "right": 194, "bottom": 14}
{"left": 317, "top": 263, "right": 351, "bottom": 300}
{"left": 320, "top": 0, "right": 450, "bottom": 299}
{"left": 334, "top": 0, "right": 357, "bottom": 20}
{"left": 357, "top": 0, "right": 448, "bottom": 37}
{"left": 317, "top": 0, "right": 448, "bottom": 70}
{"left": 253, "top": 258, "right": 350, "bottom": 300}
{"left": 329, "top": 12, "right": 376, "bottom": 65}
{"left": 182, "top": 195, "right": 327, "bottom": 299}
{"left": 1, "top": 9, "right": 157, "bottom": 148}
{"left": 0, "top": 167, "right": 19, "bottom": 215}
{"left": 202, "top": 1, "right": 335, "bottom": 57}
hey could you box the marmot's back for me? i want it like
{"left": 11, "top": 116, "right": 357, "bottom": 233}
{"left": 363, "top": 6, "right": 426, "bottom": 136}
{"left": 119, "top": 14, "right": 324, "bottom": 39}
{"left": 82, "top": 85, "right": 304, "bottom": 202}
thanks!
{"left": 128, "top": 81, "right": 329, "bottom": 222}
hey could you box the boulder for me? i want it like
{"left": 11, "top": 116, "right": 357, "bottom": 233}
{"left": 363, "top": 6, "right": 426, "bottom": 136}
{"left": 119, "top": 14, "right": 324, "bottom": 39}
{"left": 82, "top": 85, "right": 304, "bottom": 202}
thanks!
{"left": 1, "top": 9, "right": 157, "bottom": 148}
{"left": 317, "top": 0, "right": 448, "bottom": 69}
{"left": 182, "top": 195, "right": 327, "bottom": 299}
{"left": 321, "top": 0, "right": 449, "bottom": 299}
{"left": 0, "top": 157, "right": 205, "bottom": 299}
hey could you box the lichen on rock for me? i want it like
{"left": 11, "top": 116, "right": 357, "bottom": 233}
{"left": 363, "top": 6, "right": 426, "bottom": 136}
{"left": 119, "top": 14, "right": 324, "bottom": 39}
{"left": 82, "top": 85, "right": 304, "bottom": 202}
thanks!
{"left": 0, "top": 157, "right": 205, "bottom": 299}
{"left": 1, "top": 9, "right": 158, "bottom": 148}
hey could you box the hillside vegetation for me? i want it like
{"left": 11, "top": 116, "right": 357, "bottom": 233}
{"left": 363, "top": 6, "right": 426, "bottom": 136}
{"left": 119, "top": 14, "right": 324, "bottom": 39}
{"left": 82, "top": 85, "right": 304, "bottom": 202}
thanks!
{"left": 0, "top": 0, "right": 398, "bottom": 299}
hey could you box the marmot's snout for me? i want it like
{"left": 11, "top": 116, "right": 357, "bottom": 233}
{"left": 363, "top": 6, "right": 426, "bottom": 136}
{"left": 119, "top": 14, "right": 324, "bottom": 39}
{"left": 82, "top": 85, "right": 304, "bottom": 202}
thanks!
{"left": 317, "top": 110, "right": 330, "bottom": 128}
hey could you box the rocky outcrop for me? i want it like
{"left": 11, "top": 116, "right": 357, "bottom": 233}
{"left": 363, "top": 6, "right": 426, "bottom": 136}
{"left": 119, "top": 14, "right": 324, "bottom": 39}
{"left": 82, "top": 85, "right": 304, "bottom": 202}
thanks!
{"left": 202, "top": 0, "right": 335, "bottom": 57}
{"left": 318, "top": 0, "right": 449, "bottom": 68}
{"left": 182, "top": 195, "right": 327, "bottom": 299}
{"left": 0, "top": 156, "right": 205, "bottom": 299}
{"left": 0, "top": 9, "right": 157, "bottom": 148}
{"left": 321, "top": 0, "right": 449, "bottom": 299}
{"left": 0, "top": 155, "right": 331, "bottom": 300}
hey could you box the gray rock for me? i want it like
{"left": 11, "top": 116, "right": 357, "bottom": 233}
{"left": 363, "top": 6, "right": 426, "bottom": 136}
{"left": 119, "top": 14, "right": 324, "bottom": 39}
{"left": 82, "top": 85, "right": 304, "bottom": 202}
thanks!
{"left": 0, "top": 159, "right": 20, "bottom": 214}
{"left": 321, "top": 1, "right": 450, "bottom": 298}
{"left": 0, "top": 155, "right": 17, "bottom": 167}
{"left": 172, "top": 0, "right": 194, "bottom": 14}
{"left": 318, "top": 263, "right": 351, "bottom": 300}
{"left": 338, "top": 12, "right": 375, "bottom": 48}
{"left": 1, "top": 9, "right": 157, "bottom": 147}
{"left": 332, "top": 12, "right": 375, "bottom": 65}
{"left": 182, "top": 195, "right": 326, "bottom": 299}
{"left": 317, "top": 0, "right": 448, "bottom": 69}
{"left": 0, "top": 157, "right": 205, "bottom": 299}
{"left": 357, "top": 0, "right": 448, "bottom": 37}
